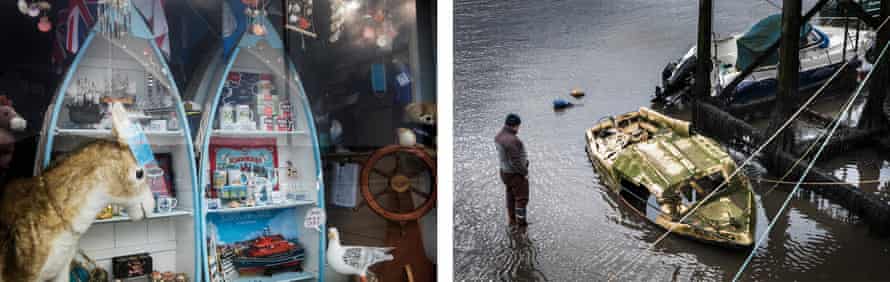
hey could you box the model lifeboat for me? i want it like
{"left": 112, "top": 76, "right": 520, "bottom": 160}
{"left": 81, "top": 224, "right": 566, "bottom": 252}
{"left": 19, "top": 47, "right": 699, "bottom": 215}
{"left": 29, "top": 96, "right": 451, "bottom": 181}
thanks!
{"left": 585, "top": 107, "right": 756, "bottom": 248}
{"left": 248, "top": 234, "right": 297, "bottom": 257}
{"left": 233, "top": 232, "right": 305, "bottom": 273}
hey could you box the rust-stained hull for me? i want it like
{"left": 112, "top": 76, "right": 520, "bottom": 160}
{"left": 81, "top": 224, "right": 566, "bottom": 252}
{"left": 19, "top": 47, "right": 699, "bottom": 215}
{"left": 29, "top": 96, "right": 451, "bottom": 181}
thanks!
{"left": 586, "top": 107, "right": 756, "bottom": 248}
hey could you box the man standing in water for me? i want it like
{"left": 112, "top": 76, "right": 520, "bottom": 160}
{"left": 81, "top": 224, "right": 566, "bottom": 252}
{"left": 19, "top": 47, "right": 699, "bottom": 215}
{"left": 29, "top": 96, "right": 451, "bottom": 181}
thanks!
{"left": 495, "top": 113, "right": 529, "bottom": 226}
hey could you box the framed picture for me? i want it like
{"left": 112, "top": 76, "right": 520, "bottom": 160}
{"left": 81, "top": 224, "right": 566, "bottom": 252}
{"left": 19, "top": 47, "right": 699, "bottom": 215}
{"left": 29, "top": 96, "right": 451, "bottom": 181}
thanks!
{"left": 208, "top": 137, "right": 279, "bottom": 199}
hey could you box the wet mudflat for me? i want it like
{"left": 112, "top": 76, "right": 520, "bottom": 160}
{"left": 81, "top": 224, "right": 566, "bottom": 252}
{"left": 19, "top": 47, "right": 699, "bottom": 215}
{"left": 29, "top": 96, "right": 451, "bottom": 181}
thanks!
{"left": 454, "top": 0, "right": 890, "bottom": 281}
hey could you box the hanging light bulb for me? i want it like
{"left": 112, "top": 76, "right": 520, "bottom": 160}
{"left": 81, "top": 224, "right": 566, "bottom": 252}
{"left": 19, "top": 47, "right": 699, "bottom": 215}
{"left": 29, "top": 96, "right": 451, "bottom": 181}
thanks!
{"left": 37, "top": 16, "right": 52, "bottom": 32}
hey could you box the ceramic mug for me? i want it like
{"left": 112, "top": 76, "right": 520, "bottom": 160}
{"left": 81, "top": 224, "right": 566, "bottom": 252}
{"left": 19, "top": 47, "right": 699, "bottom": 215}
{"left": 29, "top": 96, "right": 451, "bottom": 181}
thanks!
{"left": 157, "top": 196, "right": 178, "bottom": 213}
{"left": 236, "top": 104, "right": 254, "bottom": 124}
{"left": 220, "top": 103, "right": 236, "bottom": 129}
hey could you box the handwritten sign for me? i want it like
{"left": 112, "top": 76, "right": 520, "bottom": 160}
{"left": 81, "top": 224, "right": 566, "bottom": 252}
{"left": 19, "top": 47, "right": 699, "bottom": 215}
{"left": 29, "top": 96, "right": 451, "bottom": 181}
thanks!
{"left": 303, "top": 207, "right": 326, "bottom": 232}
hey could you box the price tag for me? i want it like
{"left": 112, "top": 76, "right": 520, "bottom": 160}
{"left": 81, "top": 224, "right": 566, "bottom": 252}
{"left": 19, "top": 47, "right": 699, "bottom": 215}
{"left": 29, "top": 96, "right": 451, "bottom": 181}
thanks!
{"left": 303, "top": 207, "right": 326, "bottom": 232}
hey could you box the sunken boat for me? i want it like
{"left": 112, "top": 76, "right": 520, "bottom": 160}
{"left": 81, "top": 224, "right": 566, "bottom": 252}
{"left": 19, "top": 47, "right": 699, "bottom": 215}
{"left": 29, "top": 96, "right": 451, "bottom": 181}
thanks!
{"left": 585, "top": 107, "right": 756, "bottom": 248}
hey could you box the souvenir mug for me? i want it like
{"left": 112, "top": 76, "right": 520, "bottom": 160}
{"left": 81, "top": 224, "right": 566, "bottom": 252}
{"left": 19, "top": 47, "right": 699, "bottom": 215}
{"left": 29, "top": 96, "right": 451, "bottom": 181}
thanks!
{"left": 157, "top": 196, "right": 178, "bottom": 213}
{"left": 235, "top": 105, "right": 256, "bottom": 126}
{"left": 220, "top": 103, "right": 235, "bottom": 130}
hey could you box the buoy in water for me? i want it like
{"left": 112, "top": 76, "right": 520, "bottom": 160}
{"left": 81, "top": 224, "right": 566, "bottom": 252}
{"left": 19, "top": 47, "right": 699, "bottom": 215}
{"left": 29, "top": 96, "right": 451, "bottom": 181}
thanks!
{"left": 570, "top": 88, "right": 585, "bottom": 98}
{"left": 553, "top": 98, "right": 573, "bottom": 110}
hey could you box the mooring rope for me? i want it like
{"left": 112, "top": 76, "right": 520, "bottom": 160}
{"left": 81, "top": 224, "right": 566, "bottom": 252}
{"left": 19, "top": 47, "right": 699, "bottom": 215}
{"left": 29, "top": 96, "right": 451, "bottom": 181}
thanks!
{"left": 733, "top": 30, "right": 890, "bottom": 282}
{"left": 761, "top": 130, "right": 824, "bottom": 197}
{"left": 757, "top": 177, "right": 887, "bottom": 185}
{"left": 605, "top": 52, "right": 853, "bottom": 282}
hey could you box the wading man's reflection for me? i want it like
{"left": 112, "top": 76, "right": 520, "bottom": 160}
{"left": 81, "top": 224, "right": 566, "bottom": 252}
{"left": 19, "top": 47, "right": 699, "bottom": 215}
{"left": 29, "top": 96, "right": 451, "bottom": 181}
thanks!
{"left": 493, "top": 226, "right": 549, "bottom": 282}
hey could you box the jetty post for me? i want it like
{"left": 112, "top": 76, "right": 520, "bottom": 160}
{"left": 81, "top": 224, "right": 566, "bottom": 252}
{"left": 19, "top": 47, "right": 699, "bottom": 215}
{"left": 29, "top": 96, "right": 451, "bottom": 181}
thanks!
{"left": 693, "top": 0, "right": 712, "bottom": 125}
{"left": 766, "top": 0, "right": 803, "bottom": 161}
{"left": 858, "top": 0, "right": 890, "bottom": 130}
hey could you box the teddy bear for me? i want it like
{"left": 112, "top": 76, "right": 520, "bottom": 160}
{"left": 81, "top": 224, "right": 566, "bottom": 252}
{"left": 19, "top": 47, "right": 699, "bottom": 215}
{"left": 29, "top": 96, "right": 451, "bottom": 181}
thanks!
{"left": 397, "top": 102, "right": 435, "bottom": 147}
{"left": 0, "top": 95, "right": 27, "bottom": 170}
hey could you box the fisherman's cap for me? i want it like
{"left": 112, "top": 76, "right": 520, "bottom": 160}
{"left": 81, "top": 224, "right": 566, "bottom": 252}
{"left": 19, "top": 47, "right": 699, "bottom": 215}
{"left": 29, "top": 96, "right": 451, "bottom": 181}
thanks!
{"left": 505, "top": 113, "right": 521, "bottom": 126}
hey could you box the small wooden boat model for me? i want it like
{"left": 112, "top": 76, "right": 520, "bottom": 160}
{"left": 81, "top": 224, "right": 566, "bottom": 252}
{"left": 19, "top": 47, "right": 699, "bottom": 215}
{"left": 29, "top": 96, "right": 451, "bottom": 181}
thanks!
{"left": 585, "top": 107, "right": 755, "bottom": 248}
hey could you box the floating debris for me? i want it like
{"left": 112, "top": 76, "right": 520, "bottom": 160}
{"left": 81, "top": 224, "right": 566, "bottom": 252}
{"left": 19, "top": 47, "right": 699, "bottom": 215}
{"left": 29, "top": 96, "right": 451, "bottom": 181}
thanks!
{"left": 553, "top": 99, "right": 574, "bottom": 110}
{"left": 570, "top": 88, "right": 585, "bottom": 98}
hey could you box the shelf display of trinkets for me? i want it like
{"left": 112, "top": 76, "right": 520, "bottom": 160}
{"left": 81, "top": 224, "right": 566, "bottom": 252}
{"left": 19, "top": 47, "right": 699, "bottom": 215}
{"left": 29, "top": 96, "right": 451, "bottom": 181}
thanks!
{"left": 193, "top": 7, "right": 325, "bottom": 281}
{"left": 36, "top": 3, "right": 200, "bottom": 279}
{"left": 216, "top": 72, "right": 297, "bottom": 133}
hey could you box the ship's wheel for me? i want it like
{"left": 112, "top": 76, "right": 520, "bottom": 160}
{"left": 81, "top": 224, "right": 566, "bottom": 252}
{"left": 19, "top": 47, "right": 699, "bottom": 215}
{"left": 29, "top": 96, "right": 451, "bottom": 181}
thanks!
{"left": 359, "top": 145, "right": 436, "bottom": 222}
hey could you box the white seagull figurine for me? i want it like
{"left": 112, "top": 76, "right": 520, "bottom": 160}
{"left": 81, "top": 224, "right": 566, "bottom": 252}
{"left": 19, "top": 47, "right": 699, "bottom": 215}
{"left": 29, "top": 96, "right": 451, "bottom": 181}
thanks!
{"left": 326, "top": 227, "right": 395, "bottom": 282}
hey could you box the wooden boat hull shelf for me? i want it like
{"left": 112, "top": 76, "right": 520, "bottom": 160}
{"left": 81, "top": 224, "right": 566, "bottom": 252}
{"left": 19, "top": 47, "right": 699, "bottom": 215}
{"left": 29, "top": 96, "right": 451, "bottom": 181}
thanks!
{"left": 37, "top": 4, "right": 201, "bottom": 278}
{"left": 193, "top": 12, "right": 325, "bottom": 282}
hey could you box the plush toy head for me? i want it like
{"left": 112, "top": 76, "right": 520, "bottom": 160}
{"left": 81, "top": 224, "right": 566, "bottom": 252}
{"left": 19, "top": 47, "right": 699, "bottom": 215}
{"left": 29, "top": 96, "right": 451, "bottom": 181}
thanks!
{"left": 0, "top": 103, "right": 153, "bottom": 282}
{"left": 404, "top": 102, "right": 435, "bottom": 125}
{"left": 0, "top": 95, "right": 26, "bottom": 131}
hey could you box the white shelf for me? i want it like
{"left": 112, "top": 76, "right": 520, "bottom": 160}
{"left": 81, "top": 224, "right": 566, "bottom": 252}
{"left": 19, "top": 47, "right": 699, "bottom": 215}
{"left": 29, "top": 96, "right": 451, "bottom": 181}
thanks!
{"left": 206, "top": 200, "right": 316, "bottom": 214}
{"left": 55, "top": 128, "right": 185, "bottom": 145}
{"left": 94, "top": 209, "right": 192, "bottom": 224}
{"left": 233, "top": 272, "right": 316, "bottom": 282}
{"left": 212, "top": 129, "right": 308, "bottom": 138}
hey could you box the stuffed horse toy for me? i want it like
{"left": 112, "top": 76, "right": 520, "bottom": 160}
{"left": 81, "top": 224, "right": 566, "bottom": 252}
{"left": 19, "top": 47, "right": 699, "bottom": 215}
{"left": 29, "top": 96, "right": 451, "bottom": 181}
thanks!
{"left": 0, "top": 103, "right": 154, "bottom": 282}
{"left": 0, "top": 95, "right": 27, "bottom": 170}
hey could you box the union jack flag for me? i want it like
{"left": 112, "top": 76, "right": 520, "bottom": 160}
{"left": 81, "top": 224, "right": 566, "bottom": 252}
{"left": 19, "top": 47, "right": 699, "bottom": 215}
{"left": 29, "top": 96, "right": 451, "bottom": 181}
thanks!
{"left": 51, "top": 8, "right": 69, "bottom": 67}
{"left": 64, "top": 0, "right": 95, "bottom": 54}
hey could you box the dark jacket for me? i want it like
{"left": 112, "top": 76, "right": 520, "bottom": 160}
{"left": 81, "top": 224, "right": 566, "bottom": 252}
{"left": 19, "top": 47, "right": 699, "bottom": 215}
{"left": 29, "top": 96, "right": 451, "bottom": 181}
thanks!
{"left": 495, "top": 126, "right": 529, "bottom": 176}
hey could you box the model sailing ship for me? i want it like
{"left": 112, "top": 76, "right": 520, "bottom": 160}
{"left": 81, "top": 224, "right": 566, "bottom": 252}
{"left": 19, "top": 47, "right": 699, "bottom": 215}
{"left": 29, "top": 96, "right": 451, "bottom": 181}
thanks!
{"left": 585, "top": 107, "right": 756, "bottom": 248}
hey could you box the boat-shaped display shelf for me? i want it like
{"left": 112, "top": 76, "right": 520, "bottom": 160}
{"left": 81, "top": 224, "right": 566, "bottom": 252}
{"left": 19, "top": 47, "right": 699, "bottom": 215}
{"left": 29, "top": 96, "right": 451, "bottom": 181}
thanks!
{"left": 193, "top": 13, "right": 325, "bottom": 282}
{"left": 35, "top": 4, "right": 200, "bottom": 279}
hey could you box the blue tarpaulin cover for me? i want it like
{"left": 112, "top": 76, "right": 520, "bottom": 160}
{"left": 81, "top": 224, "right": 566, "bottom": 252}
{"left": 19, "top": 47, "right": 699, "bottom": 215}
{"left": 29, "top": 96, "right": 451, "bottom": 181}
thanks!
{"left": 736, "top": 14, "right": 813, "bottom": 70}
